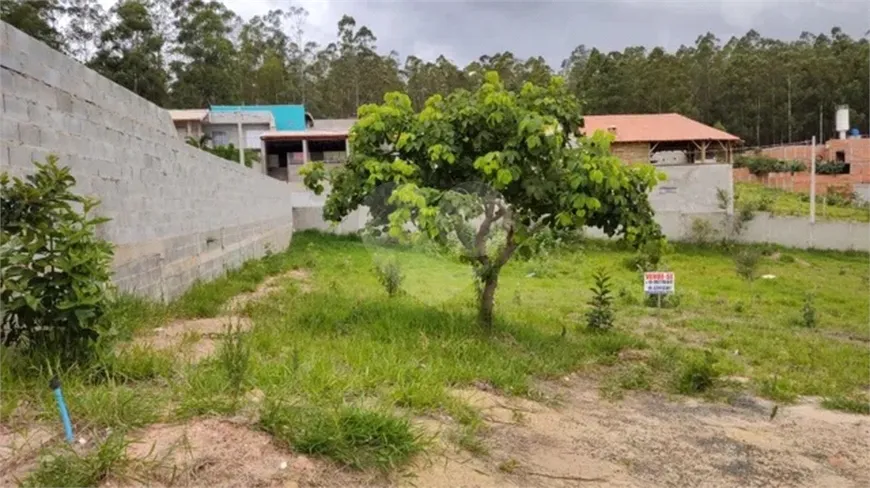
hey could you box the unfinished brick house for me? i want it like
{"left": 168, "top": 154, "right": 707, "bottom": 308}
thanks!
{"left": 734, "top": 138, "right": 870, "bottom": 199}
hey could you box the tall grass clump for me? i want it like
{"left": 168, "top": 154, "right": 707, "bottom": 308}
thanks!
{"left": 373, "top": 258, "right": 404, "bottom": 297}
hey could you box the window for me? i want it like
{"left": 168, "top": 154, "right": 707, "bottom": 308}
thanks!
{"left": 211, "top": 131, "right": 228, "bottom": 146}
{"left": 835, "top": 151, "right": 845, "bottom": 163}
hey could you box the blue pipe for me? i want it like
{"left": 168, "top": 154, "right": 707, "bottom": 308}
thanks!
{"left": 50, "top": 376, "right": 74, "bottom": 443}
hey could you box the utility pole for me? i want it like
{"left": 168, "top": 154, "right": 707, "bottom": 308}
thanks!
{"left": 810, "top": 136, "right": 816, "bottom": 224}
{"left": 787, "top": 75, "right": 792, "bottom": 143}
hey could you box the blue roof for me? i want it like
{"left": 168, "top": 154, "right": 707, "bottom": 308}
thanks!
{"left": 210, "top": 105, "right": 307, "bottom": 131}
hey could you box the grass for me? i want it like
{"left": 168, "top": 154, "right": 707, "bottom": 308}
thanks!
{"left": 259, "top": 402, "right": 424, "bottom": 470}
{"left": 23, "top": 432, "right": 136, "bottom": 487}
{"left": 3, "top": 230, "right": 869, "bottom": 480}
{"left": 735, "top": 182, "right": 870, "bottom": 222}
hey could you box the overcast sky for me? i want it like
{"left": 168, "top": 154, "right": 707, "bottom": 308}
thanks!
{"left": 149, "top": 0, "right": 870, "bottom": 66}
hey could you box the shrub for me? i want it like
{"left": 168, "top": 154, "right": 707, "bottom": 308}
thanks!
{"left": 625, "top": 239, "right": 669, "bottom": 272}
{"left": 586, "top": 268, "right": 615, "bottom": 331}
{"left": 675, "top": 351, "right": 719, "bottom": 394}
{"left": 644, "top": 291, "right": 681, "bottom": 309}
{"left": 1, "top": 157, "right": 114, "bottom": 362}
{"left": 815, "top": 161, "right": 848, "bottom": 175}
{"left": 734, "top": 248, "right": 761, "bottom": 281}
{"left": 373, "top": 258, "right": 404, "bottom": 297}
{"left": 799, "top": 294, "right": 817, "bottom": 328}
{"left": 688, "top": 217, "right": 718, "bottom": 244}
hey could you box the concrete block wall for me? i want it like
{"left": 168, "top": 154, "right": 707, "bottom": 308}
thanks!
{"left": 0, "top": 22, "right": 295, "bottom": 300}
{"left": 651, "top": 163, "right": 731, "bottom": 214}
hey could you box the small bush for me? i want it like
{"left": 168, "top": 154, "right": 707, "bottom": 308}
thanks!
{"left": 624, "top": 239, "right": 669, "bottom": 272}
{"left": 734, "top": 248, "right": 761, "bottom": 281}
{"left": 688, "top": 217, "right": 718, "bottom": 244}
{"left": 23, "top": 432, "right": 133, "bottom": 487}
{"left": 1, "top": 157, "right": 114, "bottom": 363}
{"left": 218, "top": 320, "right": 251, "bottom": 398}
{"left": 675, "top": 351, "right": 719, "bottom": 394}
{"left": 799, "top": 294, "right": 817, "bottom": 328}
{"left": 779, "top": 254, "right": 796, "bottom": 264}
{"left": 373, "top": 259, "right": 404, "bottom": 297}
{"left": 645, "top": 291, "right": 681, "bottom": 309}
{"left": 260, "top": 402, "right": 423, "bottom": 470}
{"left": 586, "top": 269, "right": 615, "bottom": 331}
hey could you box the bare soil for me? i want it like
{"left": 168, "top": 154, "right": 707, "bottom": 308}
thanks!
{"left": 409, "top": 377, "right": 870, "bottom": 488}
{"left": 4, "top": 377, "right": 868, "bottom": 487}
{"left": 104, "top": 418, "right": 377, "bottom": 488}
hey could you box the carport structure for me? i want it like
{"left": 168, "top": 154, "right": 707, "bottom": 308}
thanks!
{"left": 583, "top": 113, "right": 741, "bottom": 165}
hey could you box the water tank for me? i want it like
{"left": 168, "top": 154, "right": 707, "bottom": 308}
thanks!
{"left": 835, "top": 105, "right": 849, "bottom": 139}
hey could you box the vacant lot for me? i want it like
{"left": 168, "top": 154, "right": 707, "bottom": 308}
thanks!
{"left": 2, "top": 231, "right": 868, "bottom": 487}
{"left": 736, "top": 182, "right": 870, "bottom": 222}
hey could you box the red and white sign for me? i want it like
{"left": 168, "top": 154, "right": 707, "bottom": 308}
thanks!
{"left": 644, "top": 272, "right": 675, "bottom": 294}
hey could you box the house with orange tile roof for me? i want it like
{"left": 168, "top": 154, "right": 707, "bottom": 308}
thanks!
{"left": 582, "top": 113, "right": 741, "bottom": 166}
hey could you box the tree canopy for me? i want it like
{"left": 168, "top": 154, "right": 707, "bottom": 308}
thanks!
{"left": 301, "top": 73, "right": 663, "bottom": 328}
{"left": 2, "top": 1, "right": 866, "bottom": 146}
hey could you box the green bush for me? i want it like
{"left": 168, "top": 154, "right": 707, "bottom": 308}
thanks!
{"left": 799, "top": 294, "right": 817, "bottom": 328}
{"left": 675, "top": 351, "right": 719, "bottom": 394}
{"left": 585, "top": 268, "right": 615, "bottom": 331}
{"left": 1, "top": 157, "right": 114, "bottom": 362}
{"left": 373, "top": 259, "right": 404, "bottom": 297}
{"left": 734, "top": 248, "right": 761, "bottom": 281}
{"left": 208, "top": 144, "right": 260, "bottom": 168}
{"left": 815, "top": 161, "right": 848, "bottom": 175}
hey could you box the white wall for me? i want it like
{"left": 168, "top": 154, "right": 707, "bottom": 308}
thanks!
{"left": 650, "top": 163, "right": 730, "bottom": 214}
{"left": 0, "top": 22, "right": 295, "bottom": 300}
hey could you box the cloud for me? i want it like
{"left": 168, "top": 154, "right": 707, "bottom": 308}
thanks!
{"left": 101, "top": 0, "right": 869, "bottom": 67}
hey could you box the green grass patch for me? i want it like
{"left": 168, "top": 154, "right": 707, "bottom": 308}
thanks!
{"left": 259, "top": 401, "right": 424, "bottom": 470}
{"left": 23, "top": 432, "right": 135, "bottom": 488}
{"left": 821, "top": 395, "right": 870, "bottom": 415}
{"left": 735, "top": 182, "right": 870, "bottom": 222}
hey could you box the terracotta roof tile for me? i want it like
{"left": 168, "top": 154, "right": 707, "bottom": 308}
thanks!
{"left": 582, "top": 113, "right": 740, "bottom": 143}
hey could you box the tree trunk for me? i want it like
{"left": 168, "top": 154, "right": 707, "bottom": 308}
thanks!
{"left": 478, "top": 274, "right": 499, "bottom": 331}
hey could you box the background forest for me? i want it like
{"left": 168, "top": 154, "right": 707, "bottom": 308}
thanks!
{"left": 3, "top": 0, "right": 868, "bottom": 147}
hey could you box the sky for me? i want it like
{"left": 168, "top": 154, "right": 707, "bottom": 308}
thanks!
{"left": 110, "top": 0, "right": 870, "bottom": 67}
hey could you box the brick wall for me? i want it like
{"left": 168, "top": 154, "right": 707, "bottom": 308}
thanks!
{"left": 742, "top": 139, "right": 870, "bottom": 194}
{"left": 611, "top": 142, "right": 650, "bottom": 163}
{"left": 0, "top": 22, "right": 295, "bottom": 300}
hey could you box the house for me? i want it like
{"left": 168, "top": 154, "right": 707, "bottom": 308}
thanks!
{"left": 261, "top": 118, "right": 356, "bottom": 182}
{"left": 582, "top": 113, "right": 740, "bottom": 165}
{"left": 169, "top": 105, "right": 354, "bottom": 181}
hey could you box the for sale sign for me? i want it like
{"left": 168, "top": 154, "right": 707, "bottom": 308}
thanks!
{"left": 644, "top": 272, "right": 675, "bottom": 295}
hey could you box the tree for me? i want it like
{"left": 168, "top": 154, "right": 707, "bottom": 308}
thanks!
{"left": 301, "top": 73, "right": 663, "bottom": 329}
{"left": 1, "top": 0, "right": 64, "bottom": 50}
{"left": 59, "top": 0, "right": 106, "bottom": 61}
{"left": 88, "top": 0, "right": 168, "bottom": 105}
{"left": 169, "top": 0, "right": 240, "bottom": 107}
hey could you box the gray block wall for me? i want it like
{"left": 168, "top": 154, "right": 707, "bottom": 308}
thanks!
{"left": 0, "top": 22, "right": 295, "bottom": 300}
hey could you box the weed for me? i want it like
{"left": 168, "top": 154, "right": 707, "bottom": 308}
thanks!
{"left": 498, "top": 458, "right": 520, "bottom": 473}
{"left": 689, "top": 217, "right": 718, "bottom": 244}
{"left": 757, "top": 375, "right": 798, "bottom": 403}
{"left": 617, "top": 287, "right": 638, "bottom": 305}
{"left": 260, "top": 401, "right": 423, "bottom": 470}
{"left": 821, "top": 395, "right": 870, "bottom": 415}
{"left": 452, "top": 425, "right": 488, "bottom": 456}
{"left": 733, "top": 301, "right": 746, "bottom": 313}
{"left": 23, "top": 431, "right": 134, "bottom": 487}
{"left": 644, "top": 291, "right": 681, "bottom": 309}
{"left": 734, "top": 248, "right": 761, "bottom": 281}
{"left": 586, "top": 268, "right": 615, "bottom": 331}
{"left": 799, "top": 294, "right": 817, "bottom": 328}
{"left": 218, "top": 320, "right": 250, "bottom": 398}
{"left": 63, "top": 381, "right": 161, "bottom": 430}
{"left": 373, "top": 259, "right": 404, "bottom": 297}
{"left": 779, "top": 254, "right": 796, "bottom": 264}
{"left": 674, "top": 351, "right": 719, "bottom": 395}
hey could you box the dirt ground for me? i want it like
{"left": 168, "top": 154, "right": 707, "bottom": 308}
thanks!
{"left": 408, "top": 377, "right": 870, "bottom": 488}
{"left": 3, "top": 374, "right": 868, "bottom": 487}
